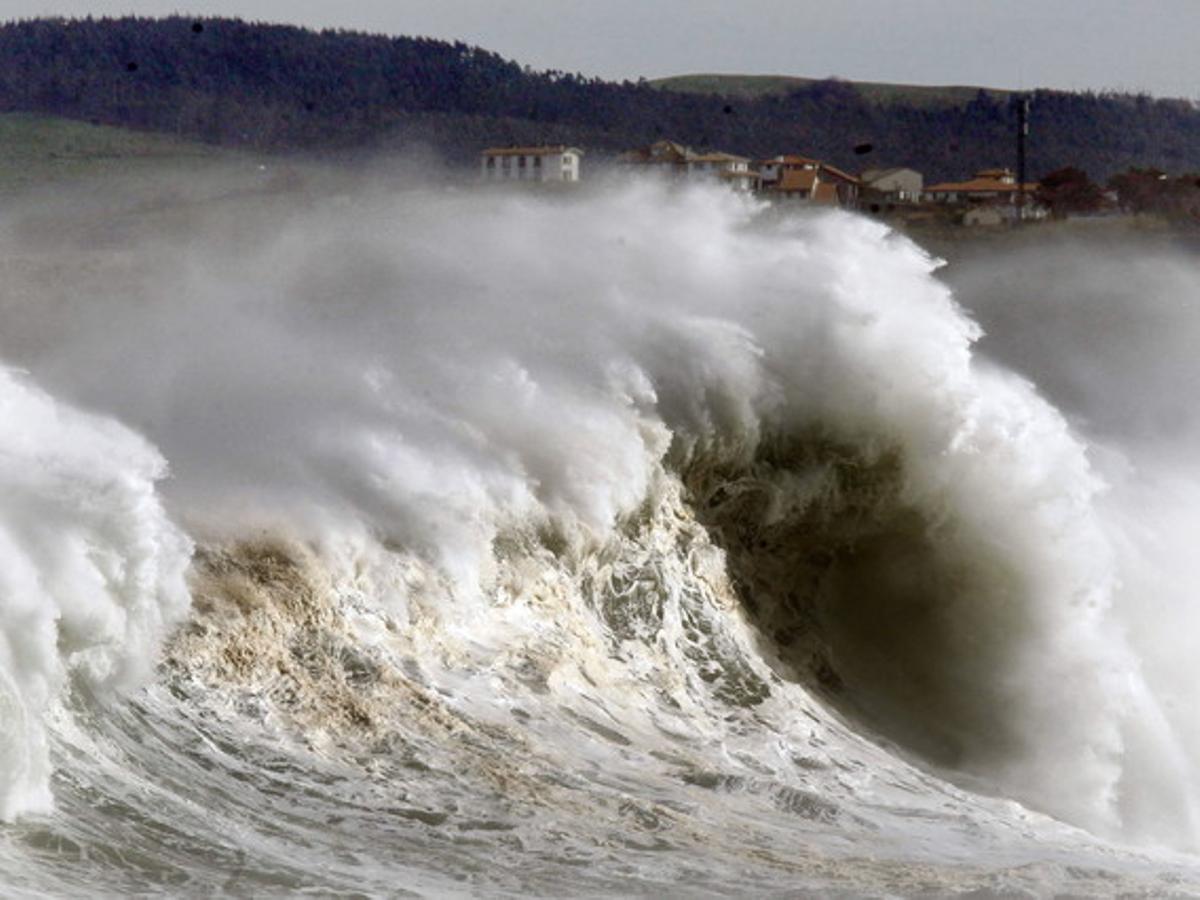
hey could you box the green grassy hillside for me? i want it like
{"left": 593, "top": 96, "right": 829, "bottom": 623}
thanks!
{"left": 650, "top": 74, "right": 1013, "bottom": 109}
{"left": 0, "top": 113, "right": 232, "bottom": 193}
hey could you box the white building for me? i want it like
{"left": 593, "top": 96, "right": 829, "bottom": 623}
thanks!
{"left": 481, "top": 146, "right": 583, "bottom": 183}
{"left": 861, "top": 167, "right": 924, "bottom": 203}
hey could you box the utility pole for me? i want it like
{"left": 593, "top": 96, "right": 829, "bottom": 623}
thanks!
{"left": 1016, "top": 95, "right": 1030, "bottom": 222}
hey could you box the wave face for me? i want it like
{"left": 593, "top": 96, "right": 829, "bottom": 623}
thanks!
{"left": 0, "top": 368, "right": 190, "bottom": 821}
{"left": 1, "top": 175, "right": 1199, "bottom": 895}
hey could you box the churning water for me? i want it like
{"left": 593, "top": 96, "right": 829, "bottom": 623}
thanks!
{"left": 1, "top": 175, "right": 1199, "bottom": 896}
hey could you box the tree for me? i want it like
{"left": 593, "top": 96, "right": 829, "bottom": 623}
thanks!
{"left": 1107, "top": 167, "right": 1169, "bottom": 213}
{"left": 1035, "top": 166, "right": 1106, "bottom": 218}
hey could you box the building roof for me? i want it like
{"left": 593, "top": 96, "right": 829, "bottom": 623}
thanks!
{"left": 650, "top": 139, "right": 692, "bottom": 158}
{"left": 818, "top": 163, "right": 860, "bottom": 186}
{"left": 861, "top": 167, "right": 920, "bottom": 184}
{"left": 925, "top": 177, "right": 1037, "bottom": 193}
{"left": 768, "top": 154, "right": 821, "bottom": 166}
{"left": 482, "top": 145, "right": 583, "bottom": 157}
{"left": 763, "top": 154, "right": 859, "bottom": 185}
{"left": 691, "top": 151, "right": 749, "bottom": 163}
{"left": 621, "top": 139, "right": 694, "bottom": 164}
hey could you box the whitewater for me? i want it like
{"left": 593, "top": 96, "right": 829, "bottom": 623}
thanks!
{"left": 1, "top": 172, "right": 1199, "bottom": 897}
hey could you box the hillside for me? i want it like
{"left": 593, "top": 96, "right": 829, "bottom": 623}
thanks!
{"left": 0, "top": 112, "right": 232, "bottom": 193}
{"left": 1, "top": 17, "right": 1200, "bottom": 182}
{"left": 650, "top": 74, "right": 1013, "bottom": 109}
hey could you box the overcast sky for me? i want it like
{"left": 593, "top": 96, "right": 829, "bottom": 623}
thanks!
{"left": 5, "top": 0, "right": 1199, "bottom": 99}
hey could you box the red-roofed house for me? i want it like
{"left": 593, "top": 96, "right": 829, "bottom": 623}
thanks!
{"left": 923, "top": 168, "right": 1037, "bottom": 204}
{"left": 758, "top": 155, "right": 860, "bottom": 207}
{"left": 620, "top": 139, "right": 693, "bottom": 171}
{"left": 688, "top": 151, "right": 760, "bottom": 191}
{"left": 621, "top": 141, "right": 760, "bottom": 191}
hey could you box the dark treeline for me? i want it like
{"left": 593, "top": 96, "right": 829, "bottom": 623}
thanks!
{"left": 3, "top": 16, "right": 1200, "bottom": 182}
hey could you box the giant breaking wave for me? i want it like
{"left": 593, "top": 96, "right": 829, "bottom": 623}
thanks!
{"left": 1, "top": 176, "right": 1199, "bottom": 894}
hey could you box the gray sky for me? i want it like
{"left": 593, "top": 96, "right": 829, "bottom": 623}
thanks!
{"left": 5, "top": 0, "right": 1200, "bottom": 99}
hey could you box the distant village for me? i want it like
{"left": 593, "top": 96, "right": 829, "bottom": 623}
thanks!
{"left": 480, "top": 140, "right": 1051, "bottom": 228}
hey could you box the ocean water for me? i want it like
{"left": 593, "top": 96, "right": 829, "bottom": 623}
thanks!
{"left": 1, "top": 176, "right": 1199, "bottom": 897}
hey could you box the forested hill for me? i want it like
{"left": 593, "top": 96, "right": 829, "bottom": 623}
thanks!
{"left": 3, "top": 16, "right": 1200, "bottom": 181}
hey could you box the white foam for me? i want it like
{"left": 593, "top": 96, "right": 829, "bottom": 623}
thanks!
{"left": 0, "top": 177, "right": 1195, "bottom": 850}
{"left": 0, "top": 368, "right": 190, "bottom": 819}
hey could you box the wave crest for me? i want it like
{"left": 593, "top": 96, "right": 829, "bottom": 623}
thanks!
{"left": 0, "top": 368, "right": 190, "bottom": 819}
{"left": 1, "top": 177, "right": 1197, "bottom": 856}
